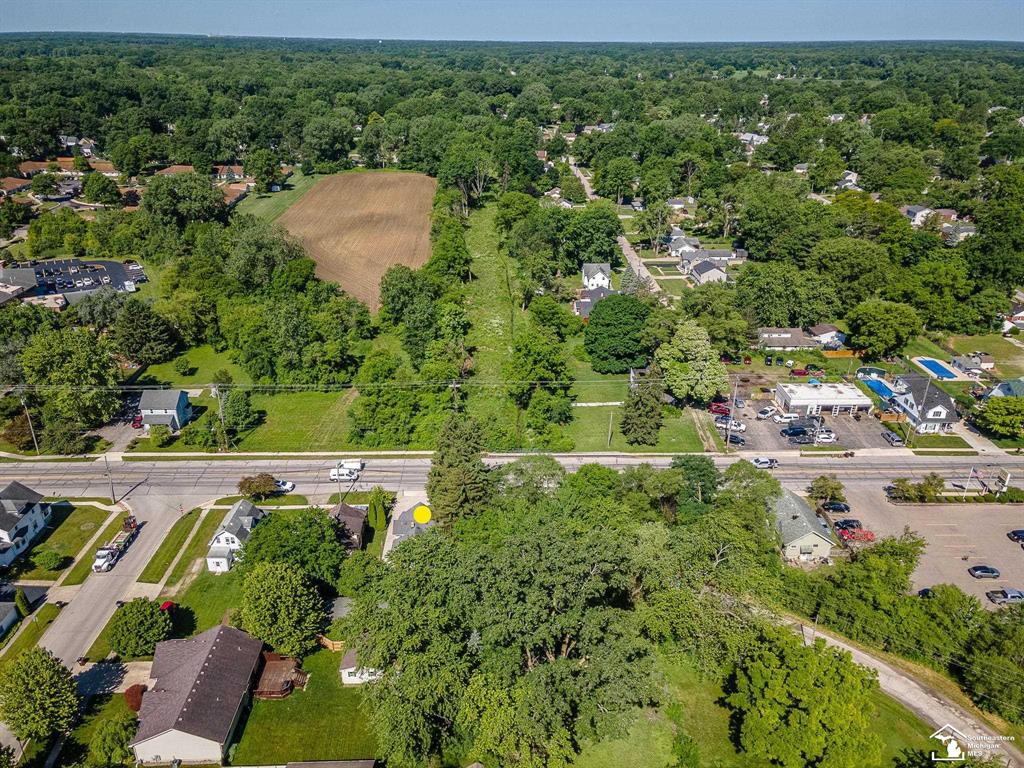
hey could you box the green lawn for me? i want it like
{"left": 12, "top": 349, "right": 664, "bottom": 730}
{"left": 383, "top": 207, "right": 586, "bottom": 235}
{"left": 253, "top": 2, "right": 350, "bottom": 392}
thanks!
{"left": 54, "top": 694, "right": 134, "bottom": 768}
{"left": 564, "top": 405, "right": 703, "bottom": 452}
{"left": 138, "top": 508, "right": 202, "bottom": 583}
{"left": 948, "top": 333, "right": 1024, "bottom": 378}
{"left": 174, "top": 570, "right": 244, "bottom": 634}
{"left": 903, "top": 335, "right": 951, "bottom": 361}
{"left": 135, "top": 345, "right": 252, "bottom": 387}
{"left": 577, "top": 651, "right": 932, "bottom": 768}
{"left": 0, "top": 603, "right": 61, "bottom": 673}
{"left": 164, "top": 508, "right": 228, "bottom": 587}
{"left": 10, "top": 503, "right": 110, "bottom": 581}
{"left": 893, "top": 423, "right": 971, "bottom": 449}
{"left": 234, "top": 169, "right": 319, "bottom": 221}
{"left": 233, "top": 391, "right": 356, "bottom": 452}
{"left": 655, "top": 278, "right": 689, "bottom": 297}
{"left": 213, "top": 495, "right": 309, "bottom": 507}
{"left": 230, "top": 649, "right": 376, "bottom": 764}
{"left": 62, "top": 514, "right": 133, "bottom": 586}
{"left": 566, "top": 338, "right": 630, "bottom": 404}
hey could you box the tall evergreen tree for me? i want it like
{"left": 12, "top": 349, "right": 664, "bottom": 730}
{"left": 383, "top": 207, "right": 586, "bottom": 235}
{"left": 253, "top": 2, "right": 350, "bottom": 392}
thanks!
{"left": 426, "top": 414, "right": 491, "bottom": 523}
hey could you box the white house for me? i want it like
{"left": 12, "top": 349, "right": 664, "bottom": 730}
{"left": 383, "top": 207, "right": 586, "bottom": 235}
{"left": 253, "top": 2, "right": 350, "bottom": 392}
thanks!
{"left": 890, "top": 374, "right": 959, "bottom": 434}
{"left": 382, "top": 501, "right": 434, "bottom": 559}
{"left": 758, "top": 327, "right": 818, "bottom": 350}
{"left": 774, "top": 489, "right": 833, "bottom": 563}
{"left": 775, "top": 381, "right": 873, "bottom": 417}
{"left": 951, "top": 352, "right": 995, "bottom": 374}
{"left": 340, "top": 649, "right": 382, "bottom": 685}
{"left": 206, "top": 499, "right": 266, "bottom": 573}
{"left": 581, "top": 263, "right": 611, "bottom": 291}
{"left": 0, "top": 482, "right": 50, "bottom": 568}
{"left": 807, "top": 323, "right": 846, "bottom": 347}
{"left": 690, "top": 260, "right": 727, "bottom": 285}
{"left": 131, "top": 626, "right": 263, "bottom": 764}
{"left": 666, "top": 196, "right": 697, "bottom": 213}
{"left": 139, "top": 390, "right": 192, "bottom": 432}
{"left": 668, "top": 235, "right": 701, "bottom": 257}
{"left": 901, "top": 205, "right": 934, "bottom": 229}
{"left": 737, "top": 132, "right": 769, "bottom": 153}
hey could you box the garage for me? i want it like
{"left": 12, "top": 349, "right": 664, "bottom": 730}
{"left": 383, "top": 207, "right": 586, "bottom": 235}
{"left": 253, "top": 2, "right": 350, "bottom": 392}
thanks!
{"left": 775, "top": 381, "right": 873, "bottom": 417}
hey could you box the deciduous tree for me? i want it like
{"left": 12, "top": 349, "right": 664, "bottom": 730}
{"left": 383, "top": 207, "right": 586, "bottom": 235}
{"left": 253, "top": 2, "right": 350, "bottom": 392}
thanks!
{"left": 655, "top": 319, "right": 728, "bottom": 404}
{"left": 108, "top": 598, "right": 172, "bottom": 658}
{"left": 0, "top": 647, "right": 77, "bottom": 742}
{"left": 239, "top": 562, "right": 325, "bottom": 656}
{"left": 584, "top": 294, "right": 652, "bottom": 373}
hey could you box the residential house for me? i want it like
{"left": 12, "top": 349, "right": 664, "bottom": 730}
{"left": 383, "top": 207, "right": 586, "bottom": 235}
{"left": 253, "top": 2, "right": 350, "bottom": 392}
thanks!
{"left": 757, "top": 327, "right": 818, "bottom": 350}
{"left": 222, "top": 183, "right": 249, "bottom": 207}
{"left": 78, "top": 138, "right": 98, "bottom": 157}
{"left": 933, "top": 208, "right": 959, "bottom": 222}
{"left": 736, "top": 132, "right": 769, "bottom": 153}
{"left": 984, "top": 378, "right": 1024, "bottom": 399}
{"left": 690, "top": 260, "right": 727, "bottom": 285}
{"left": 18, "top": 158, "right": 78, "bottom": 177}
{"left": 58, "top": 135, "right": 79, "bottom": 151}
{"left": 205, "top": 499, "right": 266, "bottom": 573}
{"left": 340, "top": 649, "right": 381, "bottom": 685}
{"left": 0, "top": 482, "right": 50, "bottom": 569}
{"left": 679, "top": 248, "right": 746, "bottom": 272}
{"left": 87, "top": 160, "right": 118, "bottom": 177}
{"left": 131, "top": 626, "right": 263, "bottom": 764}
{"left": 156, "top": 164, "right": 195, "bottom": 175}
{"left": 328, "top": 503, "right": 368, "bottom": 550}
{"left": 901, "top": 205, "right": 935, "bottom": 229}
{"left": 951, "top": 352, "right": 995, "bottom": 374}
{"left": 668, "top": 234, "right": 701, "bottom": 257}
{"left": 571, "top": 287, "right": 617, "bottom": 319}
{"left": 0, "top": 585, "right": 44, "bottom": 636}
{"left": 213, "top": 165, "right": 246, "bottom": 182}
{"left": 665, "top": 196, "right": 697, "bottom": 214}
{"left": 792, "top": 163, "right": 809, "bottom": 175}
{"left": 630, "top": 199, "right": 645, "bottom": 211}
{"left": 139, "top": 390, "right": 192, "bottom": 431}
{"left": 0, "top": 177, "right": 30, "bottom": 198}
{"left": 826, "top": 113, "right": 845, "bottom": 124}
{"left": 941, "top": 222, "right": 977, "bottom": 246}
{"left": 0, "top": 266, "right": 38, "bottom": 307}
{"left": 807, "top": 323, "right": 846, "bottom": 348}
{"left": 835, "top": 170, "right": 862, "bottom": 192}
{"left": 890, "top": 374, "right": 959, "bottom": 434}
{"left": 1002, "top": 302, "right": 1024, "bottom": 332}
{"left": 773, "top": 489, "right": 833, "bottom": 563}
{"left": 383, "top": 501, "right": 434, "bottom": 559}
{"left": 581, "top": 263, "right": 612, "bottom": 291}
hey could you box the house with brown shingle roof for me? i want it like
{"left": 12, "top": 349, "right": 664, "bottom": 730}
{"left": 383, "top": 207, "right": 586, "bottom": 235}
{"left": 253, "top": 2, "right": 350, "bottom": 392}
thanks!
{"left": 131, "top": 626, "right": 263, "bottom": 764}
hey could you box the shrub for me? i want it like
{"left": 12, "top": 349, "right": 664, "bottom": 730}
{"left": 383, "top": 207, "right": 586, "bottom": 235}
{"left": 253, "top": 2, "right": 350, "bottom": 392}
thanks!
{"left": 31, "top": 549, "right": 64, "bottom": 572}
{"left": 149, "top": 425, "right": 173, "bottom": 448}
{"left": 172, "top": 357, "right": 194, "bottom": 377}
{"left": 123, "top": 684, "right": 145, "bottom": 712}
{"left": 108, "top": 599, "right": 172, "bottom": 658}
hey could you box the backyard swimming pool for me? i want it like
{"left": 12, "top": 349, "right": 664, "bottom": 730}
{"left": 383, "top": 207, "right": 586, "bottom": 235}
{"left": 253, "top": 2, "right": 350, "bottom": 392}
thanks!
{"left": 863, "top": 378, "right": 896, "bottom": 399}
{"left": 917, "top": 358, "right": 958, "bottom": 380}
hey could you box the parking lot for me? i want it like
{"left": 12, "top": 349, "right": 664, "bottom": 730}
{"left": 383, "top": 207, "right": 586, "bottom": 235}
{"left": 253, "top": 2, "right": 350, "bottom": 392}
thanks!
{"left": 833, "top": 484, "right": 1024, "bottom": 605}
{"left": 30, "top": 258, "right": 146, "bottom": 297}
{"left": 724, "top": 397, "right": 899, "bottom": 453}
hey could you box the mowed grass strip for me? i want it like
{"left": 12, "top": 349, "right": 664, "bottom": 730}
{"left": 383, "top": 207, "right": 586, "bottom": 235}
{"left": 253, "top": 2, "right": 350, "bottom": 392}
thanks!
{"left": 230, "top": 649, "right": 376, "bottom": 763}
{"left": 0, "top": 603, "right": 61, "bottom": 672}
{"left": 234, "top": 391, "right": 354, "bottom": 452}
{"left": 234, "top": 169, "right": 319, "bottom": 221}
{"left": 164, "top": 508, "right": 227, "bottom": 587}
{"left": 277, "top": 171, "right": 436, "bottom": 310}
{"left": 12, "top": 503, "right": 110, "bottom": 581}
{"left": 62, "top": 514, "right": 133, "bottom": 586}
{"left": 137, "top": 508, "right": 202, "bottom": 584}
{"left": 174, "top": 570, "right": 243, "bottom": 635}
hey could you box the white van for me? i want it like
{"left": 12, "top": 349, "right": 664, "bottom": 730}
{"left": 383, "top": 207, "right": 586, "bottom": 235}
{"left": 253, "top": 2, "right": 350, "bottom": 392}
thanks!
{"left": 772, "top": 412, "right": 800, "bottom": 424}
{"left": 329, "top": 466, "right": 360, "bottom": 482}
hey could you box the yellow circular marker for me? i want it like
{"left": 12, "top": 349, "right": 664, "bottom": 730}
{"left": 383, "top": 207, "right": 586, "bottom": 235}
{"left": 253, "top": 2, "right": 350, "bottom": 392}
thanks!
{"left": 413, "top": 504, "right": 432, "bottom": 525}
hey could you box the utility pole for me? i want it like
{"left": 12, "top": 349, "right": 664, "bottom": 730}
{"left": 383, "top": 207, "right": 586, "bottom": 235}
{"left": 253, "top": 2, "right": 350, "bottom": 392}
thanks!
{"left": 724, "top": 378, "right": 739, "bottom": 452}
{"left": 606, "top": 410, "right": 613, "bottom": 448}
{"left": 216, "top": 388, "right": 228, "bottom": 452}
{"left": 19, "top": 396, "right": 39, "bottom": 456}
{"left": 103, "top": 454, "right": 115, "bottom": 504}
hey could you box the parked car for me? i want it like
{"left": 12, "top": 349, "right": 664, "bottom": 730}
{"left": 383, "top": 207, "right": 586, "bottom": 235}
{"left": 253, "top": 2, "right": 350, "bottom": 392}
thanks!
{"left": 1006, "top": 530, "right": 1024, "bottom": 542}
{"left": 780, "top": 426, "right": 808, "bottom": 437}
{"left": 773, "top": 412, "right": 800, "bottom": 424}
{"left": 709, "top": 402, "right": 731, "bottom": 416}
{"left": 986, "top": 589, "right": 1024, "bottom": 605}
{"left": 790, "top": 368, "right": 809, "bottom": 376}
{"left": 726, "top": 433, "right": 746, "bottom": 446}
{"left": 734, "top": 398, "right": 746, "bottom": 409}
{"left": 881, "top": 430, "right": 905, "bottom": 447}
{"left": 774, "top": 356, "right": 784, "bottom": 366}
{"left": 764, "top": 356, "right": 773, "bottom": 366}
{"left": 715, "top": 418, "right": 746, "bottom": 433}
{"left": 834, "top": 518, "right": 861, "bottom": 531}
{"left": 274, "top": 479, "right": 296, "bottom": 493}
{"left": 751, "top": 457, "right": 778, "bottom": 469}
{"left": 788, "top": 435, "right": 814, "bottom": 445}
{"left": 756, "top": 406, "right": 777, "bottom": 420}
{"left": 815, "top": 433, "right": 837, "bottom": 444}
{"left": 821, "top": 501, "right": 851, "bottom": 513}
{"left": 968, "top": 565, "right": 1001, "bottom": 579}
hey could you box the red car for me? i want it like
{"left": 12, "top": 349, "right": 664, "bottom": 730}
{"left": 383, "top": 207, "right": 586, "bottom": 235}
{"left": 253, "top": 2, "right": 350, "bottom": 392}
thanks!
{"left": 131, "top": 414, "right": 143, "bottom": 429}
{"left": 709, "top": 402, "right": 731, "bottom": 416}
{"left": 790, "top": 368, "right": 809, "bottom": 376}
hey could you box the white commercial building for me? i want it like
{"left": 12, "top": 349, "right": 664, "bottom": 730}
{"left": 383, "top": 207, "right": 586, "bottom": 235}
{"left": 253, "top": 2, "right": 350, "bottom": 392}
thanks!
{"left": 774, "top": 381, "right": 873, "bottom": 417}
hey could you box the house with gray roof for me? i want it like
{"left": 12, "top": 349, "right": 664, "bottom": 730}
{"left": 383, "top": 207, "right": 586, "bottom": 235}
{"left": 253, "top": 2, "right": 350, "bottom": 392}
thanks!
{"left": 0, "top": 267, "right": 38, "bottom": 307}
{"left": 581, "top": 263, "right": 611, "bottom": 291}
{"left": 131, "top": 625, "right": 263, "bottom": 764}
{"left": 773, "top": 489, "right": 833, "bottom": 563}
{"left": 571, "top": 286, "right": 617, "bottom": 319}
{"left": 985, "top": 377, "right": 1024, "bottom": 399}
{"left": 139, "top": 390, "right": 192, "bottom": 431}
{"left": 206, "top": 500, "right": 266, "bottom": 573}
{"left": 891, "top": 374, "right": 958, "bottom": 434}
{"left": 0, "top": 482, "right": 49, "bottom": 568}
{"left": 382, "top": 501, "right": 434, "bottom": 559}
{"left": 329, "top": 503, "right": 368, "bottom": 550}
{"left": 690, "top": 260, "right": 727, "bottom": 285}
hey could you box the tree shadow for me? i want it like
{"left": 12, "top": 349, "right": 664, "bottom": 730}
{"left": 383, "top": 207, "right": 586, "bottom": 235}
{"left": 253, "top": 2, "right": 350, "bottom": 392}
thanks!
{"left": 169, "top": 605, "right": 197, "bottom": 639}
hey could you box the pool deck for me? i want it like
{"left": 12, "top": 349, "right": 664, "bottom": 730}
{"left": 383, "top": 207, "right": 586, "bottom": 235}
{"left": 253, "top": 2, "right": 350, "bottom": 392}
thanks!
{"left": 911, "top": 356, "right": 974, "bottom": 382}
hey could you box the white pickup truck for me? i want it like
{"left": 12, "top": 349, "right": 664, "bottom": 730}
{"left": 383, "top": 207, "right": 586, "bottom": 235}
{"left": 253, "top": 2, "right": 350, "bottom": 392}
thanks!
{"left": 329, "top": 459, "right": 364, "bottom": 482}
{"left": 92, "top": 516, "right": 138, "bottom": 572}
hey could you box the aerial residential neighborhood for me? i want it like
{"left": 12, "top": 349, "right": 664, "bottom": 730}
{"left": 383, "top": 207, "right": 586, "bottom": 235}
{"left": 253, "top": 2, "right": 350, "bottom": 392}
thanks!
{"left": 0, "top": 2, "right": 1022, "bottom": 767}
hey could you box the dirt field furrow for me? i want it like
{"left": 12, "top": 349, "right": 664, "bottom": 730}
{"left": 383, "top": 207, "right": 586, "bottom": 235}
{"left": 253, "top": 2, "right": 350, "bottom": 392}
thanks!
{"left": 277, "top": 171, "right": 436, "bottom": 310}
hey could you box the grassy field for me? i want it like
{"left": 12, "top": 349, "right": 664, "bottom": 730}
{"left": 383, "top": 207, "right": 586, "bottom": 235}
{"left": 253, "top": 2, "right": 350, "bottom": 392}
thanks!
{"left": 164, "top": 508, "right": 227, "bottom": 587}
{"left": 62, "top": 514, "right": 133, "bottom": 586}
{"left": 278, "top": 171, "right": 436, "bottom": 310}
{"left": 11, "top": 503, "right": 110, "bottom": 581}
{"left": 230, "top": 649, "right": 376, "bottom": 764}
{"left": 137, "top": 508, "right": 201, "bottom": 583}
{"left": 213, "top": 495, "right": 310, "bottom": 507}
{"left": 0, "top": 603, "right": 60, "bottom": 673}
{"left": 564, "top": 406, "right": 703, "bottom": 452}
{"left": 175, "top": 570, "right": 243, "bottom": 634}
{"left": 576, "top": 651, "right": 932, "bottom": 768}
{"left": 54, "top": 694, "right": 134, "bottom": 768}
{"left": 234, "top": 169, "right": 320, "bottom": 221}
{"left": 135, "top": 345, "right": 252, "bottom": 387}
{"left": 566, "top": 337, "right": 630, "bottom": 403}
{"left": 948, "top": 333, "right": 1024, "bottom": 378}
{"left": 233, "top": 391, "right": 355, "bottom": 451}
